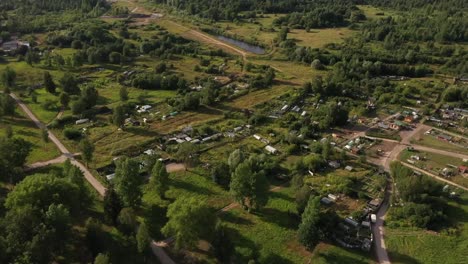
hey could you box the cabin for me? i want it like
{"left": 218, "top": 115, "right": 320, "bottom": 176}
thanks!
{"left": 320, "top": 197, "right": 333, "bottom": 205}
{"left": 328, "top": 161, "right": 340, "bottom": 169}
{"left": 265, "top": 145, "right": 278, "bottom": 155}
{"left": 459, "top": 166, "right": 468, "bottom": 174}
{"left": 75, "top": 118, "right": 90, "bottom": 125}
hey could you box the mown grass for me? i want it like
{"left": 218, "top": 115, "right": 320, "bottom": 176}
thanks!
{"left": 411, "top": 135, "right": 468, "bottom": 155}
{"left": 386, "top": 192, "right": 468, "bottom": 264}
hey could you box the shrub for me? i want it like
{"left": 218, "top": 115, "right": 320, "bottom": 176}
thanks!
{"left": 63, "top": 128, "right": 82, "bottom": 140}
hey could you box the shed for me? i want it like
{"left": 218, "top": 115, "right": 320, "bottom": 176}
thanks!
{"left": 265, "top": 145, "right": 278, "bottom": 155}
{"left": 344, "top": 217, "right": 359, "bottom": 228}
{"left": 106, "top": 173, "right": 115, "bottom": 181}
{"left": 76, "top": 118, "right": 90, "bottom": 125}
{"left": 253, "top": 134, "right": 261, "bottom": 140}
{"left": 328, "top": 161, "right": 340, "bottom": 169}
{"left": 320, "top": 197, "right": 333, "bottom": 205}
{"left": 327, "top": 194, "right": 338, "bottom": 201}
{"left": 345, "top": 165, "right": 353, "bottom": 171}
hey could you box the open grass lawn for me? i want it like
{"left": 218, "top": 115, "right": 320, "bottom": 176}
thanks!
{"left": 144, "top": 169, "right": 231, "bottom": 210}
{"left": 218, "top": 186, "right": 376, "bottom": 263}
{"left": 386, "top": 193, "right": 468, "bottom": 264}
{"left": 289, "top": 28, "right": 355, "bottom": 48}
{"left": 311, "top": 242, "right": 376, "bottom": 264}
{"left": 219, "top": 187, "right": 308, "bottom": 263}
{"left": 20, "top": 88, "right": 61, "bottom": 123}
{"left": 0, "top": 112, "right": 61, "bottom": 164}
{"left": 411, "top": 135, "right": 468, "bottom": 155}
{"left": 251, "top": 58, "right": 322, "bottom": 83}
{"left": 227, "top": 84, "right": 297, "bottom": 110}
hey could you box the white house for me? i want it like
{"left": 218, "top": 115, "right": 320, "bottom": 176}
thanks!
{"left": 265, "top": 145, "right": 278, "bottom": 154}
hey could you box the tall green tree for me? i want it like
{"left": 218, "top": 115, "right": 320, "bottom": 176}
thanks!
{"left": 43, "top": 71, "right": 56, "bottom": 94}
{"left": 150, "top": 160, "right": 169, "bottom": 198}
{"left": 112, "top": 105, "right": 126, "bottom": 128}
{"left": 60, "top": 73, "right": 80, "bottom": 94}
{"left": 298, "top": 196, "right": 322, "bottom": 249}
{"left": 79, "top": 138, "right": 94, "bottom": 165}
{"left": 162, "top": 197, "right": 216, "bottom": 250}
{"left": 229, "top": 158, "right": 270, "bottom": 212}
{"left": 119, "top": 86, "right": 129, "bottom": 101}
{"left": 227, "top": 149, "right": 244, "bottom": 172}
{"left": 114, "top": 157, "right": 143, "bottom": 208}
{"left": 59, "top": 92, "right": 70, "bottom": 108}
{"left": 1, "top": 66, "right": 16, "bottom": 89}
{"left": 136, "top": 222, "right": 150, "bottom": 254}
{"left": 103, "top": 186, "right": 122, "bottom": 225}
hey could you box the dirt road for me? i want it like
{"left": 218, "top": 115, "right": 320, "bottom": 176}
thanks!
{"left": 10, "top": 93, "right": 107, "bottom": 196}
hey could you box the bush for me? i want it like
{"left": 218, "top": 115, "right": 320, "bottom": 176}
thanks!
{"left": 63, "top": 128, "right": 82, "bottom": 140}
{"left": 41, "top": 99, "right": 58, "bottom": 111}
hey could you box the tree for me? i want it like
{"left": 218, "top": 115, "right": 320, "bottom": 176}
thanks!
{"left": 118, "top": 207, "right": 137, "bottom": 234}
{"left": 229, "top": 158, "right": 269, "bottom": 212}
{"left": 175, "top": 142, "right": 198, "bottom": 166}
{"left": 311, "top": 59, "right": 324, "bottom": 70}
{"left": 1, "top": 66, "right": 16, "bottom": 89}
{"left": 136, "top": 222, "right": 150, "bottom": 253}
{"left": 5, "top": 174, "right": 79, "bottom": 213}
{"left": 119, "top": 86, "right": 129, "bottom": 101}
{"left": 211, "top": 162, "right": 230, "bottom": 188}
{"left": 295, "top": 185, "right": 312, "bottom": 215}
{"left": 298, "top": 196, "right": 322, "bottom": 249}
{"left": 41, "top": 128, "right": 49, "bottom": 143}
{"left": 150, "top": 160, "right": 169, "bottom": 198}
{"left": 59, "top": 92, "right": 70, "bottom": 108}
{"left": 1, "top": 94, "right": 16, "bottom": 116}
{"left": 162, "top": 197, "right": 216, "bottom": 250}
{"left": 64, "top": 161, "right": 92, "bottom": 208}
{"left": 44, "top": 203, "right": 71, "bottom": 239}
{"left": 80, "top": 85, "right": 99, "bottom": 109}
{"left": 212, "top": 223, "right": 233, "bottom": 262}
{"left": 43, "top": 71, "right": 56, "bottom": 94}
{"left": 80, "top": 138, "right": 94, "bottom": 165}
{"left": 228, "top": 149, "right": 244, "bottom": 172}
{"left": 5, "top": 125, "right": 13, "bottom": 138}
{"left": 114, "top": 157, "right": 143, "bottom": 208}
{"left": 60, "top": 73, "right": 80, "bottom": 94}
{"left": 112, "top": 105, "right": 126, "bottom": 128}
{"left": 104, "top": 186, "right": 122, "bottom": 224}
{"left": 94, "top": 253, "right": 110, "bottom": 264}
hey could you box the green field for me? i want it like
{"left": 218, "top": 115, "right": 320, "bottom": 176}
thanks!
{"left": 0, "top": 111, "right": 61, "bottom": 164}
{"left": 386, "top": 193, "right": 468, "bottom": 264}
{"left": 411, "top": 135, "right": 468, "bottom": 155}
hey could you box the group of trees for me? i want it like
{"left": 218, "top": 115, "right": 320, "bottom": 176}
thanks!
{"left": 388, "top": 162, "right": 449, "bottom": 229}
{"left": 0, "top": 160, "right": 91, "bottom": 263}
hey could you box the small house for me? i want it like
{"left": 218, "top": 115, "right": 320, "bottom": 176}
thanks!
{"left": 345, "top": 165, "right": 353, "bottom": 171}
{"left": 328, "top": 161, "right": 340, "bottom": 169}
{"left": 320, "top": 197, "right": 333, "bottom": 205}
{"left": 265, "top": 145, "right": 278, "bottom": 155}
{"left": 75, "top": 118, "right": 90, "bottom": 125}
{"left": 327, "top": 194, "right": 338, "bottom": 201}
{"left": 344, "top": 217, "right": 359, "bottom": 228}
{"left": 106, "top": 173, "right": 115, "bottom": 181}
{"left": 441, "top": 167, "right": 452, "bottom": 177}
{"left": 143, "top": 149, "right": 156, "bottom": 155}
{"left": 459, "top": 165, "right": 468, "bottom": 174}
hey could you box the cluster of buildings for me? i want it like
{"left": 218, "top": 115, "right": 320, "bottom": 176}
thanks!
{"left": 322, "top": 194, "right": 382, "bottom": 251}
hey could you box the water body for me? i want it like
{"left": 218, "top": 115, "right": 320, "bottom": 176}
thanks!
{"left": 216, "top": 35, "right": 266, "bottom": 55}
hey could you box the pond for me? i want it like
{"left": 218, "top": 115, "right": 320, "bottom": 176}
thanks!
{"left": 216, "top": 35, "right": 266, "bottom": 55}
